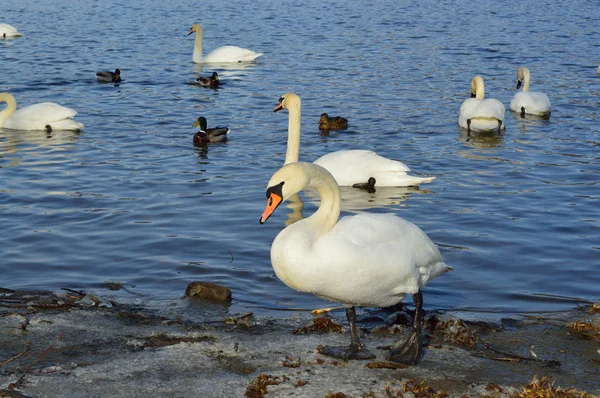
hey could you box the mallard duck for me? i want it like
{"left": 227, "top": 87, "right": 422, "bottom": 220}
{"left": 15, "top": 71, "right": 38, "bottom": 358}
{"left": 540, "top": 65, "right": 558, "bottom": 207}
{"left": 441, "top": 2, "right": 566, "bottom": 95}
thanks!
{"left": 194, "top": 72, "right": 219, "bottom": 88}
{"left": 318, "top": 113, "right": 348, "bottom": 131}
{"left": 188, "top": 24, "right": 262, "bottom": 64}
{"left": 96, "top": 69, "right": 121, "bottom": 83}
{"left": 192, "top": 116, "right": 229, "bottom": 145}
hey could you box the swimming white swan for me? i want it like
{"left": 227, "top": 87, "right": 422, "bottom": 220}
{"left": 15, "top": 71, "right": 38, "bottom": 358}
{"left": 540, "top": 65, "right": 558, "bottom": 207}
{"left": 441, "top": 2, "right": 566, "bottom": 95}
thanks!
{"left": 260, "top": 162, "right": 451, "bottom": 364}
{"left": 275, "top": 93, "right": 435, "bottom": 187}
{"left": 0, "top": 93, "right": 84, "bottom": 131}
{"left": 0, "top": 24, "right": 23, "bottom": 38}
{"left": 509, "top": 67, "right": 551, "bottom": 117}
{"left": 188, "top": 24, "right": 262, "bottom": 64}
{"left": 458, "top": 76, "right": 505, "bottom": 133}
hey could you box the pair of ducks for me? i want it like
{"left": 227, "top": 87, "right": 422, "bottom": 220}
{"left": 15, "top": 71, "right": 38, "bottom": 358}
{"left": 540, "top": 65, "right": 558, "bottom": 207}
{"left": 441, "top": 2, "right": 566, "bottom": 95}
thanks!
{"left": 459, "top": 67, "right": 551, "bottom": 133}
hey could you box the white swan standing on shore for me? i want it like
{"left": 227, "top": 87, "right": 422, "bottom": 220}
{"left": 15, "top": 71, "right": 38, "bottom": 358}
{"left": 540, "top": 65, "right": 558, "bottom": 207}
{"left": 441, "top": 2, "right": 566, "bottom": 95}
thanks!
{"left": 0, "top": 93, "right": 84, "bottom": 132}
{"left": 274, "top": 93, "right": 435, "bottom": 187}
{"left": 458, "top": 76, "right": 505, "bottom": 133}
{"left": 0, "top": 24, "right": 23, "bottom": 38}
{"left": 509, "top": 67, "right": 551, "bottom": 117}
{"left": 188, "top": 24, "right": 262, "bottom": 64}
{"left": 260, "top": 162, "right": 451, "bottom": 364}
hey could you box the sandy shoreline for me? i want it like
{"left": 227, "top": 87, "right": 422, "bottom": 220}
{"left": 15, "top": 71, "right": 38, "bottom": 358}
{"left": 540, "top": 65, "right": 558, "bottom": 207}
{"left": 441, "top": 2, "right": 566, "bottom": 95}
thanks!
{"left": 1, "top": 288, "right": 598, "bottom": 397}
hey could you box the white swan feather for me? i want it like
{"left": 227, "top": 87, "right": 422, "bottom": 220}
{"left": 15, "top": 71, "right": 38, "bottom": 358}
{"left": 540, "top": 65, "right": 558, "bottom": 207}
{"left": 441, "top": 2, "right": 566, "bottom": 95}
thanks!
{"left": 261, "top": 162, "right": 450, "bottom": 308}
{"left": 0, "top": 24, "right": 23, "bottom": 38}
{"left": 276, "top": 93, "right": 435, "bottom": 187}
{"left": 509, "top": 67, "right": 551, "bottom": 116}
{"left": 458, "top": 76, "right": 505, "bottom": 133}
{"left": 0, "top": 93, "right": 84, "bottom": 131}
{"left": 188, "top": 24, "right": 262, "bottom": 64}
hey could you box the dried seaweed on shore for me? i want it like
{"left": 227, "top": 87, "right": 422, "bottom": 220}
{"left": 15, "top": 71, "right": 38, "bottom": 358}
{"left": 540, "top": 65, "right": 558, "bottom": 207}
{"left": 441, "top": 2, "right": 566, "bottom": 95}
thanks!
{"left": 244, "top": 373, "right": 288, "bottom": 398}
{"left": 293, "top": 316, "right": 343, "bottom": 334}
{"left": 512, "top": 375, "right": 598, "bottom": 398}
{"left": 566, "top": 321, "right": 600, "bottom": 341}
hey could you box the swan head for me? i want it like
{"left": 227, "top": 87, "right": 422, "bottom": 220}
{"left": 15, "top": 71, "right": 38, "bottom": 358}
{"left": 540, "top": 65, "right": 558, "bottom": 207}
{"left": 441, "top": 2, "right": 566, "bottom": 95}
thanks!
{"left": 193, "top": 116, "right": 208, "bottom": 131}
{"left": 188, "top": 24, "right": 202, "bottom": 36}
{"left": 274, "top": 92, "right": 301, "bottom": 113}
{"left": 260, "top": 162, "right": 311, "bottom": 224}
{"left": 470, "top": 75, "right": 485, "bottom": 99}
{"left": 516, "top": 67, "right": 530, "bottom": 89}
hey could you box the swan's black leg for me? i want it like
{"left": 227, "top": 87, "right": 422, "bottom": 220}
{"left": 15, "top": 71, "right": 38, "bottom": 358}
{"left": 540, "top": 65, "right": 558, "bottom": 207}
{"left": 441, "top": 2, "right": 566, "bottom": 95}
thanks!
{"left": 318, "top": 306, "right": 376, "bottom": 360}
{"left": 466, "top": 119, "right": 471, "bottom": 135}
{"left": 497, "top": 120, "right": 503, "bottom": 134}
{"left": 45, "top": 125, "right": 52, "bottom": 133}
{"left": 520, "top": 107, "right": 526, "bottom": 118}
{"left": 387, "top": 290, "right": 423, "bottom": 365}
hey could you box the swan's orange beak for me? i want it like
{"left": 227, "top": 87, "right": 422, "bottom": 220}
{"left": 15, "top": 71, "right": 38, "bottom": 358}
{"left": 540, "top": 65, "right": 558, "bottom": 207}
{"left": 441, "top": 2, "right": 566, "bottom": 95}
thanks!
{"left": 260, "top": 192, "right": 283, "bottom": 224}
{"left": 273, "top": 103, "right": 283, "bottom": 112}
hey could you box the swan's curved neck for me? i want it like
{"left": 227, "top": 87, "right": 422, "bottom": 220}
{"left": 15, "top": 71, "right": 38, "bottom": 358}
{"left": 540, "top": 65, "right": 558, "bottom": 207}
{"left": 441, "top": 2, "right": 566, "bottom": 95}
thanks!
{"left": 0, "top": 93, "right": 17, "bottom": 127}
{"left": 522, "top": 69, "right": 531, "bottom": 92}
{"left": 193, "top": 29, "right": 203, "bottom": 63}
{"left": 284, "top": 100, "right": 301, "bottom": 165}
{"left": 474, "top": 80, "right": 485, "bottom": 100}
{"left": 304, "top": 164, "right": 341, "bottom": 239}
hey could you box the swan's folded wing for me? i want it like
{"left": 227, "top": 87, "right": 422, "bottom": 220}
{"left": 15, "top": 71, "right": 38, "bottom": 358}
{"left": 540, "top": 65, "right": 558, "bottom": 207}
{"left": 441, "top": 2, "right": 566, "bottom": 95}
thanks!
{"left": 314, "top": 150, "right": 411, "bottom": 186}
{"left": 12, "top": 103, "right": 78, "bottom": 124}
{"left": 203, "top": 46, "right": 262, "bottom": 63}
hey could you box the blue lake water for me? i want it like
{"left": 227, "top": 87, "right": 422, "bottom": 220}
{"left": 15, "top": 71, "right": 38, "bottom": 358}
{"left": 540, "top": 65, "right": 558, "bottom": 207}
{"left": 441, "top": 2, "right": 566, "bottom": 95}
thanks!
{"left": 1, "top": 0, "right": 599, "bottom": 317}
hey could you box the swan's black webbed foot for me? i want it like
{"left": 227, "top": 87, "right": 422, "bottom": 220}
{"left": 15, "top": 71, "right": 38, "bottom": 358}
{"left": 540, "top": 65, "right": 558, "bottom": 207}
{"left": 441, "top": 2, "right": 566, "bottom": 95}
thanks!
{"left": 318, "top": 344, "right": 376, "bottom": 360}
{"left": 386, "top": 328, "right": 422, "bottom": 364}
{"left": 45, "top": 125, "right": 52, "bottom": 133}
{"left": 520, "top": 106, "right": 526, "bottom": 118}
{"left": 352, "top": 177, "right": 376, "bottom": 193}
{"left": 466, "top": 119, "right": 472, "bottom": 135}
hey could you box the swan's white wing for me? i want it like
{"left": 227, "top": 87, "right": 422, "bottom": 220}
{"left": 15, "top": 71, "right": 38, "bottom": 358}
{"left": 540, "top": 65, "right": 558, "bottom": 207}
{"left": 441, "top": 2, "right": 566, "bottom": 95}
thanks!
{"left": 203, "top": 45, "right": 262, "bottom": 63}
{"left": 459, "top": 98, "right": 505, "bottom": 132}
{"left": 314, "top": 150, "right": 406, "bottom": 185}
{"left": 0, "top": 24, "right": 23, "bottom": 37}
{"left": 510, "top": 91, "right": 551, "bottom": 115}
{"left": 4, "top": 103, "right": 82, "bottom": 130}
{"left": 308, "top": 213, "right": 448, "bottom": 307}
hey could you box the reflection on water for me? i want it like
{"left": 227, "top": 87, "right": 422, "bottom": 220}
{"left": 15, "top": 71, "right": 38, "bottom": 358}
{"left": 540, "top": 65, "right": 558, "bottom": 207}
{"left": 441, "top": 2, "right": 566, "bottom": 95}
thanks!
{"left": 283, "top": 194, "right": 304, "bottom": 226}
{"left": 304, "top": 186, "right": 427, "bottom": 214}
{"left": 0, "top": 129, "right": 80, "bottom": 164}
{"left": 457, "top": 129, "right": 504, "bottom": 149}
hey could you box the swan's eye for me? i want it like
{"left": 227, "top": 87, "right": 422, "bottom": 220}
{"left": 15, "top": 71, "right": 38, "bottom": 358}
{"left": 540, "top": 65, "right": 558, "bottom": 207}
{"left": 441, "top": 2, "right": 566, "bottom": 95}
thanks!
{"left": 278, "top": 97, "right": 284, "bottom": 104}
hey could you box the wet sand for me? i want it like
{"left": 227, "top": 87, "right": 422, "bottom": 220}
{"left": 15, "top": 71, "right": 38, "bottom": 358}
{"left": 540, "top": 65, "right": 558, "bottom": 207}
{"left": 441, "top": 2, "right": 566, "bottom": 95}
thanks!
{"left": 1, "top": 289, "right": 598, "bottom": 397}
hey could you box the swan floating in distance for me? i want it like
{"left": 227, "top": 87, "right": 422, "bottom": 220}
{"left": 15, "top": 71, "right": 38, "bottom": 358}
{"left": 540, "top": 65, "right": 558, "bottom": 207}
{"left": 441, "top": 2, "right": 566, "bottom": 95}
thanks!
{"left": 260, "top": 162, "right": 452, "bottom": 363}
{"left": 509, "top": 67, "right": 551, "bottom": 117}
{"left": 96, "top": 68, "right": 121, "bottom": 83}
{"left": 0, "top": 93, "right": 84, "bottom": 132}
{"left": 274, "top": 92, "right": 435, "bottom": 187}
{"left": 192, "top": 116, "right": 229, "bottom": 145}
{"left": 188, "top": 24, "right": 262, "bottom": 64}
{"left": 0, "top": 24, "right": 23, "bottom": 38}
{"left": 458, "top": 75, "right": 505, "bottom": 133}
{"left": 318, "top": 113, "right": 348, "bottom": 131}
{"left": 193, "top": 72, "right": 220, "bottom": 88}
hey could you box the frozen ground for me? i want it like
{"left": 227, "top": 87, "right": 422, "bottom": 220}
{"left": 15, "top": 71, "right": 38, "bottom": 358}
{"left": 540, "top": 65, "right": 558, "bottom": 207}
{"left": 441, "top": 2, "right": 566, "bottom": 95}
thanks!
{"left": 1, "top": 289, "right": 598, "bottom": 397}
